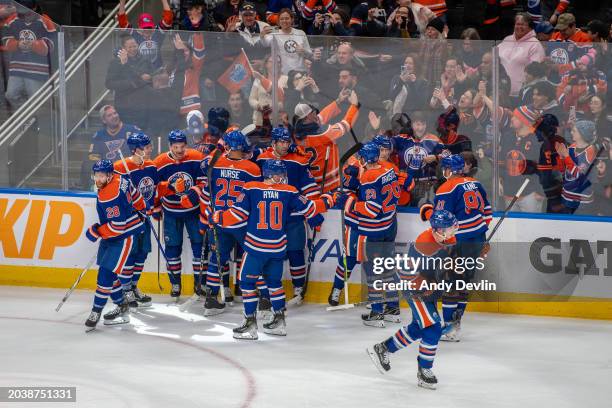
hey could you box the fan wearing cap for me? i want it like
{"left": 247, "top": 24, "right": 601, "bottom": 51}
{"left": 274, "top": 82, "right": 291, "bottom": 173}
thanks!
{"left": 547, "top": 13, "right": 596, "bottom": 79}
{"left": 186, "top": 108, "right": 230, "bottom": 155}
{"left": 229, "top": 2, "right": 273, "bottom": 57}
{"left": 500, "top": 105, "right": 545, "bottom": 213}
{"left": 293, "top": 89, "right": 360, "bottom": 192}
{"left": 534, "top": 21, "right": 554, "bottom": 41}
{"left": 117, "top": 0, "right": 173, "bottom": 69}
{"left": 555, "top": 120, "right": 600, "bottom": 214}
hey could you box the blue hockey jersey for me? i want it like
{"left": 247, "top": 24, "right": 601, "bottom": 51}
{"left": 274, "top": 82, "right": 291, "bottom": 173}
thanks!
{"left": 433, "top": 176, "right": 492, "bottom": 240}
{"left": 560, "top": 144, "right": 597, "bottom": 209}
{"left": 219, "top": 182, "right": 328, "bottom": 256}
{"left": 392, "top": 135, "right": 448, "bottom": 180}
{"left": 154, "top": 149, "right": 205, "bottom": 216}
{"left": 353, "top": 163, "right": 400, "bottom": 238}
{"left": 91, "top": 124, "right": 141, "bottom": 162}
{"left": 113, "top": 157, "right": 159, "bottom": 210}
{"left": 91, "top": 174, "right": 145, "bottom": 242}
{"left": 2, "top": 15, "right": 55, "bottom": 80}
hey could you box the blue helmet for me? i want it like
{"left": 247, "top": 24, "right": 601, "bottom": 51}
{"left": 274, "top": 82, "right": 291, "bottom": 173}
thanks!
{"left": 440, "top": 154, "right": 465, "bottom": 174}
{"left": 358, "top": 142, "right": 380, "bottom": 164}
{"left": 224, "top": 130, "right": 249, "bottom": 151}
{"left": 127, "top": 132, "right": 151, "bottom": 152}
{"left": 168, "top": 129, "right": 187, "bottom": 145}
{"left": 208, "top": 107, "right": 230, "bottom": 134}
{"left": 430, "top": 210, "right": 458, "bottom": 230}
{"left": 92, "top": 159, "right": 114, "bottom": 174}
{"left": 262, "top": 159, "right": 287, "bottom": 180}
{"left": 271, "top": 126, "right": 292, "bottom": 142}
{"left": 372, "top": 134, "right": 392, "bottom": 150}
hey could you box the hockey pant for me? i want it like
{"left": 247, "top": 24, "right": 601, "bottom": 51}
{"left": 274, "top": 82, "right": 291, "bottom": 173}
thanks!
{"left": 362, "top": 222, "right": 399, "bottom": 314}
{"left": 383, "top": 297, "right": 442, "bottom": 369}
{"left": 206, "top": 226, "right": 244, "bottom": 295}
{"left": 92, "top": 237, "right": 133, "bottom": 312}
{"left": 239, "top": 252, "right": 285, "bottom": 317}
{"left": 333, "top": 225, "right": 362, "bottom": 290}
{"left": 119, "top": 222, "right": 152, "bottom": 290}
{"left": 286, "top": 220, "right": 307, "bottom": 289}
{"left": 163, "top": 212, "right": 203, "bottom": 286}
{"left": 442, "top": 232, "right": 486, "bottom": 323}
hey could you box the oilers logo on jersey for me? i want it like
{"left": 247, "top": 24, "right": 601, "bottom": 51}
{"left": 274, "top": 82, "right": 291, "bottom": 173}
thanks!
{"left": 19, "top": 29, "right": 36, "bottom": 44}
{"left": 550, "top": 47, "right": 570, "bottom": 65}
{"left": 168, "top": 172, "right": 194, "bottom": 196}
{"left": 138, "top": 176, "right": 156, "bottom": 202}
{"left": 403, "top": 145, "right": 428, "bottom": 171}
{"left": 506, "top": 150, "right": 528, "bottom": 176}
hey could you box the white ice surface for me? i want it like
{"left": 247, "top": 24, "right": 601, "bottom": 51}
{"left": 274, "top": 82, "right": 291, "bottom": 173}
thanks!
{"left": 1, "top": 286, "right": 611, "bottom": 408}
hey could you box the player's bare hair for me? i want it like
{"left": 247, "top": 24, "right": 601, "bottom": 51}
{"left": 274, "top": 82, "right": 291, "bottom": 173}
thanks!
{"left": 99, "top": 105, "right": 115, "bottom": 121}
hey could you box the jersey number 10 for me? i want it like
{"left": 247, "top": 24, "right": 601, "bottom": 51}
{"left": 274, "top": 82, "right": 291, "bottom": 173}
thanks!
{"left": 257, "top": 201, "right": 283, "bottom": 230}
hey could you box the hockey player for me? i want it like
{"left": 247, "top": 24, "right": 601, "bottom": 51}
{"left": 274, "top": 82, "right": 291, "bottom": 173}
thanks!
{"left": 367, "top": 210, "right": 458, "bottom": 390}
{"left": 420, "top": 154, "right": 492, "bottom": 341}
{"left": 293, "top": 91, "right": 360, "bottom": 192}
{"left": 209, "top": 160, "right": 336, "bottom": 340}
{"left": 256, "top": 126, "right": 321, "bottom": 304}
{"left": 113, "top": 132, "right": 158, "bottom": 307}
{"left": 181, "top": 130, "right": 261, "bottom": 315}
{"left": 84, "top": 160, "right": 146, "bottom": 332}
{"left": 328, "top": 136, "right": 413, "bottom": 311}
{"left": 154, "top": 130, "right": 206, "bottom": 299}
{"left": 339, "top": 143, "right": 402, "bottom": 327}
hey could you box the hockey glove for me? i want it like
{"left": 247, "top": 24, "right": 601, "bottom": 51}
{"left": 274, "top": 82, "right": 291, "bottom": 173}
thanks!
{"left": 86, "top": 223, "right": 101, "bottom": 242}
{"left": 343, "top": 164, "right": 359, "bottom": 177}
{"left": 307, "top": 213, "right": 324, "bottom": 231}
{"left": 180, "top": 188, "right": 199, "bottom": 208}
{"left": 288, "top": 144, "right": 306, "bottom": 156}
{"left": 150, "top": 206, "right": 162, "bottom": 221}
{"left": 419, "top": 203, "right": 434, "bottom": 222}
{"left": 169, "top": 177, "right": 186, "bottom": 194}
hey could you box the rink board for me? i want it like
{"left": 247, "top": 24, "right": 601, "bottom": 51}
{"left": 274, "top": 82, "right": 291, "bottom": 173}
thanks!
{"left": 1, "top": 189, "right": 612, "bottom": 320}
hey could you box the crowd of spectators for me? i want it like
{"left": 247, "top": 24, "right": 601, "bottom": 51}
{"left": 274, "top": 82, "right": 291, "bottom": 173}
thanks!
{"left": 0, "top": 0, "right": 610, "bottom": 215}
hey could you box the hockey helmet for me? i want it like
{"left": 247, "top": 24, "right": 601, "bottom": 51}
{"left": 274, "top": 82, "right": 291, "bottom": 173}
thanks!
{"left": 168, "top": 129, "right": 187, "bottom": 145}
{"left": 224, "top": 130, "right": 249, "bottom": 151}
{"left": 440, "top": 154, "right": 465, "bottom": 174}
{"left": 92, "top": 159, "right": 114, "bottom": 174}
{"left": 127, "top": 132, "right": 151, "bottom": 152}
{"left": 358, "top": 142, "right": 380, "bottom": 164}
{"left": 271, "top": 126, "right": 292, "bottom": 142}
{"left": 262, "top": 159, "right": 287, "bottom": 180}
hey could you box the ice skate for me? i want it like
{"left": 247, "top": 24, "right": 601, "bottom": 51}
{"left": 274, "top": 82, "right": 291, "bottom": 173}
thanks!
{"left": 263, "top": 310, "right": 287, "bottom": 336}
{"left": 361, "top": 310, "right": 385, "bottom": 328}
{"left": 204, "top": 294, "right": 226, "bottom": 316}
{"left": 440, "top": 322, "right": 461, "bottom": 342}
{"left": 224, "top": 286, "right": 234, "bottom": 305}
{"left": 287, "top": 287, "right": 303, "bottom": 306}
{"left": 417, "top": 366, "right": 438, "bottom": 390}
{"left": 103, "top": 302, "right": 130, "bottom": 326}
{"left": 84, "top": 310, "right": 100, "bottom": 333}
{"left": 133, "top": 287, "right": 152, "bottom": 307}
{"left": 366, "top": 342, "right": 391, "bottom": 374}
{"left": 383, "top": 305, "right": 401, "bottom": 323}
{"left": 170, "top": 283, "right": 181, "bottom": 301}
{"left": 257, "top": 297, "right": 273, "bottom": 323}
{"left": 125, "top": 289, "right": 138, "bottom": 309}
{"left": 328, "top": 287, "right": 341, "bottom": 307}
{"left": 233, "top": 314, "right": 258, "bottom": 340}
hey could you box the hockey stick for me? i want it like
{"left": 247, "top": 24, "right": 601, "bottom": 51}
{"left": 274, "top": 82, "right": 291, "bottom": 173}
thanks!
{"left": 55, "top": 252, "right": 98, "bottom": 312}
{"left": 117, "top": 151, "right": 170, "bottom": 267}
{"left": 327, "top": 296, "right": 401, "bottom": 311}
{"left": 180, "top": 149, "right": 224, "bottom": 311}
{"left": 326, "top": 142, "right": 363, "bottom": 311}
{"left": 157, "top": 218, "right": 163, "bottom": 291}
{"left": 296, "top": 145, "right": 331, "bottom": 304}
{"left": 486, "top": 178, "right": 530, "bottom": 242}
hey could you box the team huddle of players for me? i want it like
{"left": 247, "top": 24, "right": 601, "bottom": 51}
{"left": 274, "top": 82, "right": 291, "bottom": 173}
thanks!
{"left": 83, "top": 106, "right": 492, "bottom": 390}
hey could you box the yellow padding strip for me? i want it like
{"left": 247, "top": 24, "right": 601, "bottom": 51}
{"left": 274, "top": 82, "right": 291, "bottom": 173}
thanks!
{"left": 1, "top": 266, "right": 611, "bottom": 320}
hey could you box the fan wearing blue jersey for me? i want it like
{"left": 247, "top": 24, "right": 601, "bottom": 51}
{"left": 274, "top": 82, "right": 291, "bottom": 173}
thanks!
{"left": 186, "top": 107, "right": 231, "bottom": 155}
{"left": 256, "top": 126, "right": 322, "bottom": 305}
{"left": 421, "top": 154, "right": 492, "bottom": 341}
{"left": 113, "top": 132, "right": 158, "bottom": 308}
{"left": 367, "top": 210, "right": 458, "bottom": 390}
{"left": 209, "top": 160, "right": 335, "bottom": 340}
{"left": 154, "top": 130, "right": 206, "bottom": 299}
{"left": 181, "top": 130, "right": 262, "bottom": 315}
{"left": 84, "top": 160, "right": 146, "bottom": 332}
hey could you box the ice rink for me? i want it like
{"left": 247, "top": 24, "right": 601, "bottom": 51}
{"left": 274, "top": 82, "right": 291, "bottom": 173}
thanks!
{"left": 1, "top": 286, "right": 611, "bottom": 408}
